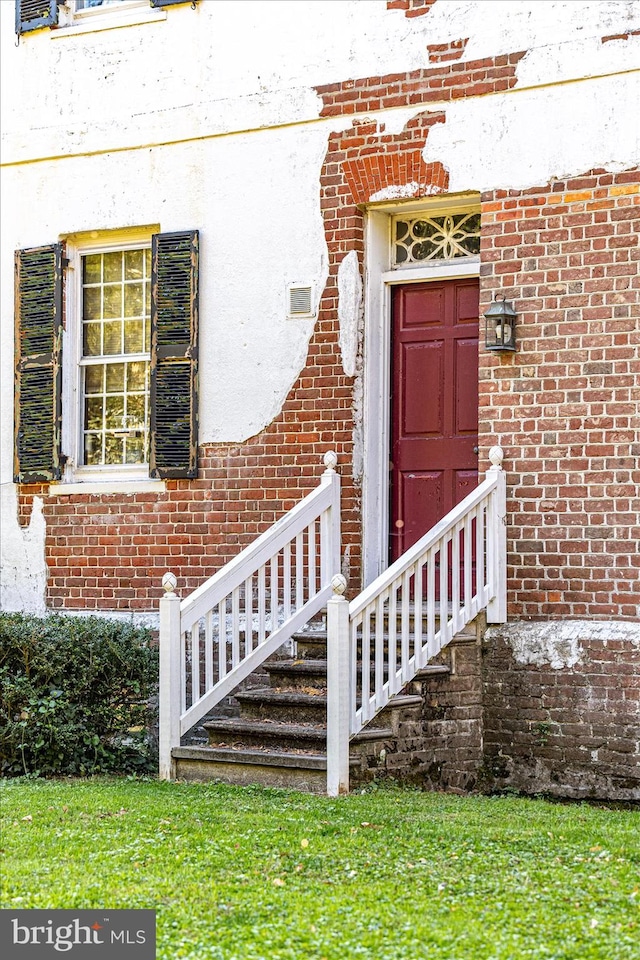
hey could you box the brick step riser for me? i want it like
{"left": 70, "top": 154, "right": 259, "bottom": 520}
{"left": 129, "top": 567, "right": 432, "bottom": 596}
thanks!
{"left": 174, "top": 755, "right": 329, "bottom": 793}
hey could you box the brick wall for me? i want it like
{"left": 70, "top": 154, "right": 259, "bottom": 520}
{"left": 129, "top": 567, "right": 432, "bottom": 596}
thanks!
{"left": 14, "top": 75, "right": 639, "bottom": 628}
{"left": 478, "top": 170, "right": 640, "bottom": 620}
{"left": 481, "top": 623, "right": 640, "bottom": 801}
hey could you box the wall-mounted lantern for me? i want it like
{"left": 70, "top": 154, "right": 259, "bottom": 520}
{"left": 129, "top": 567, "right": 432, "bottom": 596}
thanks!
{"left": 484, "top": 296, "right": 517, "bottom": 352}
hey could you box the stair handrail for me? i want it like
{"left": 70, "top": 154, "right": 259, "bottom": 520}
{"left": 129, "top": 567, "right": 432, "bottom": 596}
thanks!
{"left": 326, "top": 446, "right": 506, "bottom": 795}
{"left": 159, "top": 452, "right": 341, "bottom": 780}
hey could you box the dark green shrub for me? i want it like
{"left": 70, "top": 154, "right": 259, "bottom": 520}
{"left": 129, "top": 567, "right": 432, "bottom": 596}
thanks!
{"left": 0, "top": 613, "right": 158, "bottom": 777}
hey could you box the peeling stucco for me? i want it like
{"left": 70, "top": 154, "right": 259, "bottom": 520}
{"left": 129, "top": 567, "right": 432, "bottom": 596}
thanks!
{"left": 0, "top": 487, "right": 47, "bottom": 614}
{"left": 486, "top": 620, "right": 640, "bottom": 669}
{"left": 337, "top": 251, "right": 362, "bottom": 378}
{"left": 422, "top": 72, "right": 640, "bottom": 193}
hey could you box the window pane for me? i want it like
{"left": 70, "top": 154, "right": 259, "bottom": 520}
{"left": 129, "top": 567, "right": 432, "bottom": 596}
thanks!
{"left": 85, "top": 396, "right": 103, "bottom": 431}
{"left": 103, "top": 251, "right": 122, "bottom": 283}
{"left": 124, "top": 319, "right": 144, "bottom": 353}
{"left": 124, "top": 249, "right": 144, "bottom": 280}
{"left": 84, "top": 365, "right": 103, "bottom": 395}
{"left": 124, "top": 283, "right": 143, "bottom": 318}
{"left": 103, "top": 320, "right": 122, "bottom": 355}
{"left": 106, "top": 362, "right": 125, "bottom": 392}
{"left": 103, "top": 285, "right": 121, "bottom": 319}
{"left": 104, "top": 434, "right": 124, "bottom": 465}
{"left": 83, "top": 322, "right": 102, "bottom": 356}
{"left": 127, "top": 361, "right": 146, "bottom": 391}
{"left": 105, "top": 395, "right": 124, "bottom": 428}
{"left": 125, "top": 435, "right": 145, "bottom": 464}
{"left": 126, "top": 394, "right": 145, "bottom": 427}
{"left": 84, "top": 433, "right": 102, "bottom": 465}
{"left": 83, "top": 255, "right": 101, "bottom": 284}
{"left": 83, "top": 287, "right": 101, "bottom": 320}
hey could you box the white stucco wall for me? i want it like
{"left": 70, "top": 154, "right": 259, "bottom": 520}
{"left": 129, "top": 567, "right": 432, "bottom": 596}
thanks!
{"left": 1, "top": 0, "right": 638, "bottom": 611}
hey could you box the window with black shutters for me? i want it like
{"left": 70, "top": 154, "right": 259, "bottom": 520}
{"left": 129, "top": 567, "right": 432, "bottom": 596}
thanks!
{"left": 14, "top": 230, "right": 199, "bottom": 484}
{"left": 15, "top": 1, "right": 197, "bottom": 35}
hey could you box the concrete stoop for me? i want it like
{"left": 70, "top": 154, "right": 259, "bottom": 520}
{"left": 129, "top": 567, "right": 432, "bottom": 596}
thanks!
{"left": 172, "top": 618, "right": 473, "bottom": 792}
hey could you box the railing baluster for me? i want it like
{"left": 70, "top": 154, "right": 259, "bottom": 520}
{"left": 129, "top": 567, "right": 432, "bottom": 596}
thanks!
{"left": 307, "top": 520, "right": 316, "bottom": 602}
{"left": 439, "top": 540, "right": 449, "bottom": 647}
{"left": 217, "top": 600, "right": 227, "bottom": 679}
{"left": 231, "top": 587, "right": 240, "bottom": 668}
{"left": 205, "top": 610, "right": 213, "bottom": 694}
{"left": 258, "top": 564, "right": 266, "bottom": 644}
{"left": 180, "top": 628, "right": 187, "bottom": 715}
{"left": 401, "top": 568, "right": 411, "bottom": 683}
{"left": 375, "top": 593, "right": 385, "bottom": 710}
{"left": 452, "top": 523, "right": 461, "bottom": 630}
{"left": 191, "top": 623, "right": 200, "bottom": 706}
{"left": 283, "top": 543, "right": 291, "bottom": 619}
{"left": 427, "top": 548, "right": 437, "bottom": 660}
{"left": 270, "top": 554, "right": 278, "bottom": 633}
{"left": 361, "top": 613, "right": 371, "bottom": 724}
{"left": 244, "top": 576, "right": 254, "bottom": 653}
{"left": 464, "top": 511, "right": 473, "bottom": 619}
{"left": 477, "top": 502, "right": 486, "bottom": 602}
{"left": 296, "top": 531, "right": 304, "bottom": 610}
{"left": 388, "top": 585, "right": 398, "bottom": 695}
{"left": 414, "top": 562, "right": 423, "bottom": 669}
{"left": 350, "top": 618, "right": 359, "bottom": 734}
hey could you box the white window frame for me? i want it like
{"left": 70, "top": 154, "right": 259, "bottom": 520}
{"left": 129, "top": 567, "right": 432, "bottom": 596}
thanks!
{"left": 54, "top": 0, "right": 166, "bottom": 37}
{"left": 61, "top": 230, "right": 154, "bottom": 485}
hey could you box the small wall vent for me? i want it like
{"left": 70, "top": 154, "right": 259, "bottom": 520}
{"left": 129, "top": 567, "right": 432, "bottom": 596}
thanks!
{"left": 287, "top": 282, "right": 315, "bottom": 319}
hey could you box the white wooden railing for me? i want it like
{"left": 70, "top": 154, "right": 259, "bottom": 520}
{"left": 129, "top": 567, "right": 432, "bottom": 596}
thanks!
{"left": 158, "top": 452, "right": 341, "bottom": 779}
{"left": 326, "top": 446, "right": 507, "bottom": 795}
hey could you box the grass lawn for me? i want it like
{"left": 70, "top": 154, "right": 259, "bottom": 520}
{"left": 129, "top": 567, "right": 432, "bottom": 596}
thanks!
{"left": 1, "top": 777, "right": 638, "bottom": 960}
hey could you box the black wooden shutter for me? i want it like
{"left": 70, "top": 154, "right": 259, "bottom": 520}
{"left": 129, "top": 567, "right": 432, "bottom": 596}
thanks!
{"left": 15, "top": 0, "right": 58, "bottom": 34}
{"left": 150, "top": 231, "right": 199, "bottom": 479}
{"left": 14, "top": 244, "right": 63, "bottom": 483}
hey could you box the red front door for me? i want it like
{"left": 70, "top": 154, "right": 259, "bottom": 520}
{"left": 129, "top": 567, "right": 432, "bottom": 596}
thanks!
{"left": 390, "top": 278, "right": 479, "bottom": 561}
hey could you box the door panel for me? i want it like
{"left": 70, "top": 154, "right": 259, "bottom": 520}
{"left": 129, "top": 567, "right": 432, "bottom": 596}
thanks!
{"left": 390, "top": 278, "right": 479, "bottom": 562}
{"left": 401, "top": 342, "right": 444, "bottom": 436}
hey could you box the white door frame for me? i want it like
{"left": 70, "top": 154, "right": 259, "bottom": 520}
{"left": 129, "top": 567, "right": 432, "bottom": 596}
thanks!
{"left": 361, "top": 195, "right": 481, "bottom": 586}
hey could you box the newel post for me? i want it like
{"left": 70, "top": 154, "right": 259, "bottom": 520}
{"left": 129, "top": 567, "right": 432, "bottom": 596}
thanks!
{"left": 320, "top": 451, "right": 341, "bottom": 588}
{"left": 326, "top": 573, "right": 351, "bottom": 796}
{"left": 159, "top": 572, "right": 181, "bottom": 780}
{"left": 486, "top": 446, "right": 507, "bottom": 624}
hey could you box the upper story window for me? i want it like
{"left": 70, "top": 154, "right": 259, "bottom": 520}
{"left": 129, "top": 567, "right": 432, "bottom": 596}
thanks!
{"left": 73, "top": 0, "right": 146, "bottom": 13}
{"left": 393, "top": 212, "right": 481, "bottom": 266}
{"left": 15, "top": 0, "right": 193, "bottom": 35}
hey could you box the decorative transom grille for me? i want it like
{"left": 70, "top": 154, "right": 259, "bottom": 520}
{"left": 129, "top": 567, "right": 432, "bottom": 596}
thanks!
{"left": 393, "top": 212, "right": 481, "bottom": 265}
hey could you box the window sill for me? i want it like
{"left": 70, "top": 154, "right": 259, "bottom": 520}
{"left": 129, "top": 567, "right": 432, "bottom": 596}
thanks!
{"left": 51, "top": 8, "right": 166, "bottom": 39}
{"left": 47, "top": 479, "right": 166, "bottom": 496}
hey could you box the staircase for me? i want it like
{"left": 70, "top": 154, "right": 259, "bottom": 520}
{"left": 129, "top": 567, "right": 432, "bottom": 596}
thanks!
{"left": 172, "top": 618, "right": 458, "bottom": 792}
{"left": 159, "top": 447, "right": 507, "bottom": 795}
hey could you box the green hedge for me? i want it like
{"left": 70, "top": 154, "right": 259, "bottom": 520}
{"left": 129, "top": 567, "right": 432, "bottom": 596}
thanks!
{"left": 0, "top": 613, "right": 158, "bottom": 777}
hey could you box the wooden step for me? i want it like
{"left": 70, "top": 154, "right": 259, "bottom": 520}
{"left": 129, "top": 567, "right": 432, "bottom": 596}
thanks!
{"left": 235, "top": 688, "right": 327, "bottom": 723}
{"left": 203, "top": 717, "right": 393, "bottom": 752}
{"left": 265, "top": 659, "right": 328, "bottom": 689}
